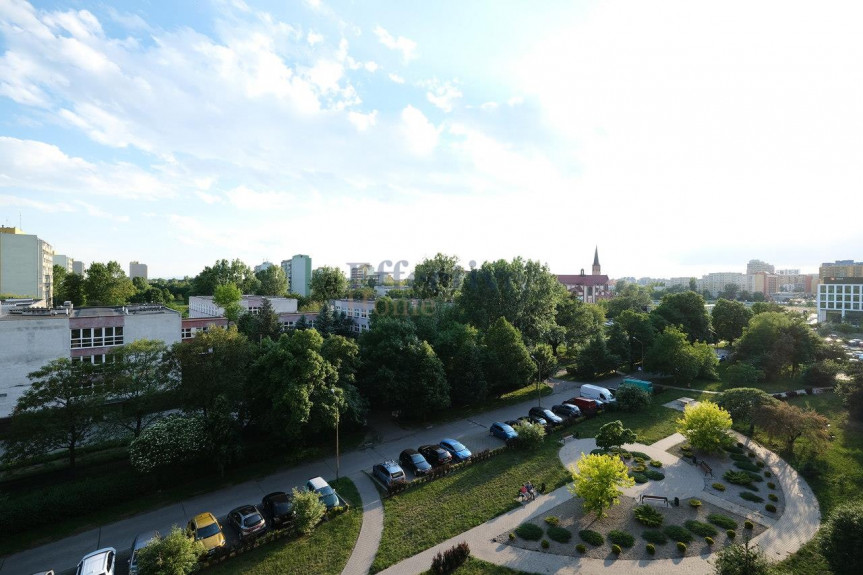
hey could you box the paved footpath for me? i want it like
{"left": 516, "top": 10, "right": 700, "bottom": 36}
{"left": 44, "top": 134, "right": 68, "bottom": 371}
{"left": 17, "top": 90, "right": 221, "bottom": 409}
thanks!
{"left": 342, "top": 471, "right": 383, "bottom": 575}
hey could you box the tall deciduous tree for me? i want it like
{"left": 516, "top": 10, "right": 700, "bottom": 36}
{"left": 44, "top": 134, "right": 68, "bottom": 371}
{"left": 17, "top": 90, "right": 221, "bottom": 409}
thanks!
{"left": 595, "top": 420, "right": 637, "bottom": 451}
{"left": 310, "top": 266, "right": 348, "bottom": 301}
{"left": 676, "top": 401, "right": 732, "bottom": 453}
{"left": 644, "top": 326, "right": 700, "bottom": 386}
{"left": 213, "top": 282, "right": 243, "bottom": 324}
{"left": 712, "top": 299, "right": 752, "bottom": 344}
{"left": 84, "top": 261, "right": 136, "bottom": 306}
{"left": 571, "top": 333, "right": 620, "bottom": 380}
{"left": 412, "top": 253, "right": 464, "bottom": 300}
{"left": 3, "top": 359, "right": 105, "bottom": 468}
{"left": 717, "top": 388, "right": 777, "bottom": 435}
{"left": 603, "top": 283, "right": 652, "bottom": 319}
{"left": 483, "top": 317, "right": 534, "bottom": 396}
{"left": 734, "top": 312, "right": 821, "bottom": 379}
{"left": 555, "top": 297, "right": 605, "bottom": 348}
{"left": 238, "top": 297, "right": 282, "bottom": 342}
{"left": 191, "top": 259, "right": 259, "bottom": 295}
{"left": 255, "top": 265, "right": 288, "bottom": 296}
{"left": 568, "top": 453, "right": 635, "bottom": 518}
{"left": 756, "top": 401, "right": 828, "bottom": 456}
{"left": 106, "top": 339, "right": 176, "bottom": 437}
{"left": 62, "top": 272, "right": 87, "bottom": 307}
{"left": 52, "top": 264, "right": 66, "bottom": 305}
{"left": 650, "top": 291, "right": 711, "bottom": 343}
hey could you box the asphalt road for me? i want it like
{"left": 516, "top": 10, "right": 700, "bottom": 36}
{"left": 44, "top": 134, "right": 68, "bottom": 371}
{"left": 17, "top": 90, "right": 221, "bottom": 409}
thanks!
{"left": 1, "top": 378, "right": 590, "bottom": 575}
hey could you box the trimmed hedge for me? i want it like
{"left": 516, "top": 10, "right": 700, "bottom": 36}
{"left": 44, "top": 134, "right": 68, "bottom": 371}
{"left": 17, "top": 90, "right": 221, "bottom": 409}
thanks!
{"left": 685, "top": 520, "right": 718, "bottom": 537}
{"left": 515, "top": 523, "right": 543, "bottom": 540}
{"left": 707, "top": 513, "right": 738, "bottom": 530}
{"left": 630, "top": 472, "right": 648, "bottom": 484}
{"left": 642, "top": 530, "right": 668, "bottom": 544}
{"left": 547, "top": 526, "right": 572, "bottom": 543}
{"left": 663, "top": 525, "right": 694, "bottom": 543}
{"left": 735, "top": 460, "right": 761, "bottom": 472}
{"left": 765, "top": 503, "right": 777, "bottom": 512}
{"left": 579, "top": 529, "right": 604, "bottom": 546}
{"left": 608, "top": 530, "right": 635, "bottom": 547}
{"left": 645, "top": 469, "right": 665, "bottom": 481}
{"left": 741, "top": 492, "right": 765, "bottom": 503}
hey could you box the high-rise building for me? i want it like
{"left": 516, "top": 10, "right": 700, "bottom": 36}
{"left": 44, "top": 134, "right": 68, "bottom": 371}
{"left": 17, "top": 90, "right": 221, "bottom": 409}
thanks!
{"left": 0, "top": 227, "right": 54, "bottom": 306}
{"left": 72, "top": 260, "right": 86, "bottom": 275}
{"left": 820, "top": 260, "right": 863, "bottom": 280}
{"left": 281, "top": 254, "right": 312, "bottom": 297}
{"left": 53, "top": 254, "right": 75, "bottom": 273}
{"left": 746, "top": 259, "right": 775, "bottom": 275}
{"left": 349, "top": 263, "right": 375, "bottom": 287}
{"left": 129, "top": 261, "right": 148, "bottom": 280}
{"left": 254, "top": 261, "right": 274, "bottom": 273}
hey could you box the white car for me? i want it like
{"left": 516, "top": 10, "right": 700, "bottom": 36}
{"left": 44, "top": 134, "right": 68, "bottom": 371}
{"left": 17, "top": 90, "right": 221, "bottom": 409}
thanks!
{"left": 129, "top": 531, "right": 159, "bottom": 575}
{"left": 76, "top": 548, "right": 116, "bottom": 575}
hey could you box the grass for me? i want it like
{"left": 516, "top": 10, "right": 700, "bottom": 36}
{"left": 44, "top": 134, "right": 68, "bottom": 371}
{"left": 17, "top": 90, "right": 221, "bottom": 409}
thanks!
{"left": 420, "top": 557, "right": 534, "bottom": 575}
{"left": 205, "top": 477, "right": 362, "bottom": 575}
{"left": 371, "top": 440, "right": 570, "bottom": 572}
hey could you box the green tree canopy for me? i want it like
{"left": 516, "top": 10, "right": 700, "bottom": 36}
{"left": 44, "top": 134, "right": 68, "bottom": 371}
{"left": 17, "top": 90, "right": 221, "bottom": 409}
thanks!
{"left": 568, "top": 453, "right": 635, "bottom": 518}
{"left": 603, "top": 282, "right": 652, "bottom": 319}
{"left": 712, "top": 539, "right": 771, "bottom": 575}
{"left": 106, "top": 339, "right": 176, "bottom": 437}
{"left": 255, "top": 265, "right": 288, "bottom": 296}
{"left": 756, "top": 400, "right": 828, "bottom": 456}
{"left": 213, "top": 282, "right": 243, "bottom": 324}
{"left": 644, "top": 326, "right": 700, "bottom": 386}
{"left": 483, "top": 317, "right": 534, "bottom": 396}
{"left": 52, "top": 263, "right": 66, "bottom": 305}
{"left": 291, "top": 486, "right": 327, "bottom": 535}
{"left": 733, "top": 312, "right": 821, "bottom": 379}
{"left": 717, "top": 387, "right": 777, "bottom": 435}
{"left": 555, "top": 297, "right": 605, "bottom": 348}
{"left": 135, "top": 526, "right": 203, "bottom": 575}
{"left": 412, "top": 253, "right": 464, "bottom": 300}
{"left": 711, "top": 299, "right": 753, "bottom": 344}
{"left": 595, "top": 420, "right": 638, "bottom": 451}
{"left": 83, "top": 261, "right": 136, "bottom": 306}
{"left": 191, "top": 258, "right": 259, "bottom": 295}
{"left": 237, "top": 297, "right": 282, "bottom": 342}
{"left": 570, "top": 333, "right": 620, "bottom": 380}
{"left": 310, "top": 266, "right": 349, "bottom": 301}
{"left": 129, "top": 414, "right": 206, "bottom": 474}
{"left": 818, "top": 502, "right": 863, "bottom": 575}
{"left": 650, "top": 291, "right": 711, "bottom": 343}
{"left": 676, "top": 401, "right": 732, "bottom": 453}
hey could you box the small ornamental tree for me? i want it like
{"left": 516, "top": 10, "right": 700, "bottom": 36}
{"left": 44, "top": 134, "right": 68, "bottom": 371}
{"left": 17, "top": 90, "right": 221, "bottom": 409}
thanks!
{"left": 757, "top": 401, "right": 829, "bottom": 457}
{"left": 129, "top": 415, "right": 206, "bottom": 474}
{"left": 568, "top": 453, "right": 635, "bottom": 518}
{"left": 677, "top": 401, "right": 732, "bottom": 453}
{"left": 712, "top": 538, "right": 770, "bottom": 575}
{"left": 615, "top": 385, "right": 651, "bottom": 412}
{"left": 135, "top": 526, "right": 203, "bottom": 575}
{"left": 291, "top": 487, "right": 327, "bottom": 535}
{"left": 818, "top": 502, "right": 863, "bottom": 575}
{"left": 512, "top": 420, "right": 545, "bottom": 450}
{"left": 595, "top": 420, "right": 637, "bottom": 452}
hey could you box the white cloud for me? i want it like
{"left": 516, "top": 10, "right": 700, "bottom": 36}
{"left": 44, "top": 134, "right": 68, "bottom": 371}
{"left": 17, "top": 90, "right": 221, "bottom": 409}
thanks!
{"left": 425, "top": 80, "right": 462, "bottom": 112}
{"left": 388, "top": 73, "right": 405, "bottom": 84}
{"left": 307, "top": 30, "right": 323, "bottom": 45}
{"left": 0, "top": 194, "right": 75, "bottom": 213}
{"left": 374, "top": 26, "right": 417, "bottom": 62}
{"left": 400, "top": 105, "right": 438, "bottom": 156}
{"left": 348, "top": 110, "right": 377, "bottom": 131}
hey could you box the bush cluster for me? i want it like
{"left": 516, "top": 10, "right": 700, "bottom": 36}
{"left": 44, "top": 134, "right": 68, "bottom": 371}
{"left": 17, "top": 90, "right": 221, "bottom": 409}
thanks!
{"left": 516, "top": 523, "right": 543, "bottom": 541}
{"left": 641, "top": 530, "right": 668, "bottom": 544}
{"left": 685, "top": 520, "right": 718, "bottom": 537}
{"left": 608, "top": 530, "right": 635, "bottom": 547}
{"left": 430, "top": 542, "right": 470, "bottom": 575}
{"left": 707, "top": 513, "right": 738, "bottom": 530}
{"left": 645, "top": 469, "right": 665, "bottom": 481}
{"left": 646, "top": 543, "right": 656, "bottom": 555}
{"left": 630, "top": 472, "right": 648, "bottom": 484}
{"left": 689, "top": 498, "right": 702, "bottom": 508}
{"left": 734, "top": 460, "right": 761, "bottom": 472}
{"left": 634, "top": 504, "right": 664, "bottom": 527}
{"left": 579, "top": 529, "right": 604, "bottom": 546}
{"left": 544, "top": 516, "right": 559, "bottom": 526}
{"left": 765, "top": 503, "right": 777, "bottom": 512}
{"left": 663, "top": 525, "right": 694, "bottom": 543}
{"left": 740, "top": 492, "right": 764, "bottom": 503}
{"left": 547, "top": 526, "right": 572, "bottom": 543}
{"left": 712, "top": 482, "right": 726, "bottom": 491}
{"left": 576, "top": 543, "right": 587, "bottom": 553}
{"left": 724, "top": 470, "right": 755, "bottom": 486}
{"left": 649, "top": 460, "right": 662, "bottom": 468}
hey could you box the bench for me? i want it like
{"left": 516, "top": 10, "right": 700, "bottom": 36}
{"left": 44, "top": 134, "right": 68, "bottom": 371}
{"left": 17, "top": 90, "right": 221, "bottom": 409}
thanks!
{"left": 559, "top": 434, "right": 575, "bottom": 445}
{"left": 677, "top": 397, "right": 696, "bottom": 408}
{"left": 640, "top": 494, "right": 669, "bottom": 507}
{"left": 699, "top": 461, "right": 713, "bottom": 477}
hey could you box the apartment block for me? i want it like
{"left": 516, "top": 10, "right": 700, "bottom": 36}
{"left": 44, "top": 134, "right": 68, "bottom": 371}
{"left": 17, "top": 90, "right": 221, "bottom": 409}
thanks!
{"left": 0, "top": 227, "right": 54, "bottom": 306}
{"left": 129, "top": 261, "right": 148, "bottom": 280}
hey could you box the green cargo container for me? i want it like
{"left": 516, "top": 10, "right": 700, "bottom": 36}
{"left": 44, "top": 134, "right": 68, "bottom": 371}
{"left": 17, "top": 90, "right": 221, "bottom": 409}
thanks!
{"left": 621, "top": 378, "right": 653, "bottom": 394}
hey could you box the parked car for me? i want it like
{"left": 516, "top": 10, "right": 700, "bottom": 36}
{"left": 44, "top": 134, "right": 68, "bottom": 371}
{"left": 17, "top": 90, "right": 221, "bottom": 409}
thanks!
{"left": 306, "top": 476, "right": 341, "bottom": 509}
{"left": 75, "top": 547, "right": 116, "bottom": 575}
{"left": 551, "top": 403, "right": 581, "bottom": 419}
{"left": 186, "top": 512, "right": 226, "bottom": 556}
{"left": 128, "top": 531, "right": 159, "bottom": 575}
{"left": 529, "top": 406, "right": 564, "bottom": 427}
{"left": 440, "top": 438, "right": 472, "bottom": 462}
{"left": 228, "top": 505, "right": 267, "bottom": 540}
{"left": 261, "top": 491, "right": 294, "bottom": 527}
{"left": 489, "top": 421, "right": 518, "bottom": 441}
{"left": 566, "top": 396, "right": 601, "bottom": 416}
{"left": 419, "top": 444, "right": 453, "bottom": 467}
{"left": 580, "top": 383, "right": 617, "bottom": 406}
{"left": 519, "top": 414, "right": 547, "bottom": 428}
{"left": 399, "top": 448, "right": 432, "bottom": 476}
{"left": 373, "top": 460, "right": 408, "bottom": 487}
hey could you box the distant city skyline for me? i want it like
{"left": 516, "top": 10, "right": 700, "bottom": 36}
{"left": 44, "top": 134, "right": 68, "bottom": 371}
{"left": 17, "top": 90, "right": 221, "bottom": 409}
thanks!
{"left": 1, "top": 1, "right": 861, "bottom": 280}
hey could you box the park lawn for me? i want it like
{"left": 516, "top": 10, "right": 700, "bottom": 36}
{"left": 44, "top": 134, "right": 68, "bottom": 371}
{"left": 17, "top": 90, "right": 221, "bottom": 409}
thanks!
{"left": 205, "top": 477, "right": 362, "bottom": 575}
{"left": 371, "top": 440, "right": 571, "bottom": 573}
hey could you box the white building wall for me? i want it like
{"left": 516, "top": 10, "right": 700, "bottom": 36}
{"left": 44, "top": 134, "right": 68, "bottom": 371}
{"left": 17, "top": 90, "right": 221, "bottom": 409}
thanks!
{"left": 188, "top": 295, "right": 298, "bottom": 318}
{"left": 123, "top": 309, "right": 182, "bottom": 347}
{"left": 0, "top": 316, "right": 70, "bottom": 417}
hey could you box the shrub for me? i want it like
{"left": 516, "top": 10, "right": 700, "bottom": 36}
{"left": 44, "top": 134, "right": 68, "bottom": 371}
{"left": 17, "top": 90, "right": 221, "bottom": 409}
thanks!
{"left": 740, "top": 492, "right": 764, "bottom": 503}
{"left": 135, "top": 527, "right": 202, "bottom": 575}
{"left": 707, "top": 514, "right": 738, "bottom": 530}
{"left": 576, "top": 543, "right": 587, "bottom": 554}
{"left": 765, "top": 504, "right": 777, "bottom": 512}
{"left": 611, "top": 543, "right": 622, "bottom": 555}
{"left": 713, "top": 539, "right": 771, "bottom": 575}
{"left": 608, "top": 530, "right": 635, "bottom": 547}
{"left": 632, "top": 464, "right": 647, "bottom": 473}
{"left": 685, "top": 520, "right": 718, "bottom": 537}
{"left": 650, "top": 460, "right": 663, "bottom": 468}
{"left": 712, "top": 482, "right": 726, "bottom": 491}
{"left": 727, "top": 529, "right": 737, "bottom": 539}
{"left": 513, "top": 421, "right": 546, "bottom": 450}
{"left": 748, "top": 450, "right": 757, "bottom": 457}
{"left": 541, "top": 539, "right": 550, "bottom": 549}
{"left": 756, "top": 461, "right": 765, "bottom": 468}
{"left": 630, "top": 451, "right": 652, "bottom": 460}
{"left": 516, "top": 523, "right": 543, "bottom": 541}
{"left": 646, "top": 543, "right": 656, "bottom": 555}
{"left": 737, "top": 441, "right": 744, "bottom": 447}
{"left": 768, "top": 493, "right": 778, "bottom": 502}
{"left": 819, "top": 502, "right": 863, "bottom": 575}
{"left": 579, "top": 529, "right": 604, "bottom": 546}
{"left": 677, "top": 541, "right": 687, "bottom": 553}
{"left": 645, "top": 469, "right": 665, "bottom": 481}
{"left": 767, "top": 482, "right": 776, "bottom": 489}
{"left": 689, "top": 498, "right": 702, "bottom": 508}
{"left": 764, "top": 471, "right": 772, "bottom": 478}
{"left": 617, "top": 384, "right": 652, "bottom": 412}
{"left": 292, "top": 487, "right": 327, "bottom": 535}
{"left": 734, "top": 460, "right": 761, "bottom": 472}
{"left": 642, "top": 530, "right": 668, "bottom": 544}
{"left": 724, "top": 470, "right": 754, "bottom": 486}
{"left": 508, "top": 532, "right": 515, "bottom": 541}
{"left": 730, "top": 453, "right": 750, "bottom": 462}
{"left": 705, "top": 536, "right": 714, "bottom": 545}
{"left": 547, "top": 526, "right": 572, "bottom": 543}
{"left": 544, "top": 516, "right": 559, "bottom": 526}
{"left": 431, "top": 542, "right": 471, "bottom": 575}
{"left": 744, "top": 520, "right": 754, "bottom": 529}
{"left": 630, "top": 472, "right": 648, "bottom": 484}
{"left": 663, "top": 525, "right": 694, "bottom": 543}
{"left": 745, "top": 471, "right": 764, "bottom": 483}
{"left": 725, "top": 444, "right": 744, "bottom": 454}
{"left": 634, "top": 457, "right": 646, "bottom": 464}
{"left": 634, "top": 504, "right": 664, "bottom": 527}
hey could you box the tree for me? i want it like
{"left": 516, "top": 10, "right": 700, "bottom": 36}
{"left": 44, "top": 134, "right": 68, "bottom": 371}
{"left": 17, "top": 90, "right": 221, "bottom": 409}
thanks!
{"left": 191, "top": 258, "right": 259, "bottom": 295}
{"left": 570, "top": 334, "right": 620, "bottom": 380}
{"left": 310, "top": 266, "right": 348, "bottom": 301}
{"left": 802, "top": 360, "right": 843, "bottom": 388}
{"left": 723, "top": 363, "right": 764, "bottom": 386}
{"left": 255, "top": 265, "right": 288, "bottom": 296}
{"left": 835, "top": 366, "right": 863, "bottom": 420}
{"left": 63, "top": 272, "right": 87, "bottom": 307}
{"left": 614, "top": 309, "right": 655, "bottom": 371}
{"left": 717, "top": 283, "right": 740, "bottom": 301}
{"left": 734, "top": 312, "right": 821, "bottom": 379}
{"left": 818, "top": 502, "right": 863, "bottom": 575}
{"left": 432, "top": 321, "right": 489, "bottom": 407}
{"left": 3, "top": 359, "right": 105, "bottom": 468}
{"left": 292, "top": 486, "right": 327, "bottom": 535}
{"left": 321, "top": 335, "right": 367, "bottom": 426}
{"left": 676, "top": 401, "right": 732, "bottom": 453}
{"left": 106, "top": 339, "right": 176, "bottom": 437}
{"left": 650, "top": 291, "right": 711, "bottom": 343}
{"left": 757, "top": 401, "right": 828, "bottom": 456}
{"left": 615, "top": 385, "right": 651, "bottom": 412}
{"left": 129, "top": 414, "right": 206, "bottom": 474}
{"left": 135, "top": 526, "right": 203, "bottom": 575}
{"left": 314, "top": 303, "right": 335, "bottom": 335}
{"left": 717, "top": 388, "right": 777, "bottom": 435}
{"left": 52, "top": 264, "right": 67, "bottom": 305}
{"left": 556, "top": 297, "right": 605, "bottom": 348}
{"left": 213, "top": 282, "right": 243, "bottom": 324}
{"left": 531, "top": 343, "right": 557, "bottom": 381}
{"left": 84, "top": 261, "right": 136, "bottom": 306}
{"left": 512, "top": 420, "right": 545, "bottom": 449}
{"left": 595, "top": 420, "right": 637, "bottom": 451}
{"left": 644, "top": 326, "right": 700, "bottom": 386}
{"left": 568, "top": 453, "right": 635, "bottom": 518}
{"left": 412, "top": 253, "right": 464, "bottom": 300}
{"left": 483, "top": 317, "right": 534, "bottom": 396}
{"left": 238, "top": 297, "right": 282, "bottom": 342}
{"left": 712, "top": 539, "right": 771, "bottom": 575}
{"left": 711, "top": 299, "right": 753, "bottom": 344}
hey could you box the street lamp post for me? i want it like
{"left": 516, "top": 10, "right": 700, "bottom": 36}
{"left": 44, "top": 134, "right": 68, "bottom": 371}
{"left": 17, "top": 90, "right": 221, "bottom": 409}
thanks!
{"left": 331, "top": 388, "right": 340, "bottom": 480}
{"left": 531, "top": 354, "right": 544, "bottom": 408}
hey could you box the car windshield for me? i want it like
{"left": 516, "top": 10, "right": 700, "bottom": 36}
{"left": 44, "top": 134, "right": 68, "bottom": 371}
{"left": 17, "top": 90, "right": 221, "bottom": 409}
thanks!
{"left": 197, "top": 523, "right": 220, "bottom": 539}
{"left": 448, "top": 441, "right": 466, "bottom": 451}
{"left": 274, "top": 502, "right": 292, "bottom": 514}
{"left": 318, "top": 485, "right": 335, "bottom": 496}
{"left": 243, "top": 514, "right": 264, "bottom": 527}
{"left": 411, "top": 454, "right": 425, "bottom": 463}
{"left": 500, "top": 424, "right": 513, "bottom": 432}
{"left": 392, "top": 470, "right": 405, "bottom": 478}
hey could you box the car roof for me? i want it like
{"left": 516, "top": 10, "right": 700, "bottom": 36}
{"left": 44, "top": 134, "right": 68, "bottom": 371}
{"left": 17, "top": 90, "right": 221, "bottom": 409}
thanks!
{"left": 192, "top": 512, "right": 218, "bottom": 526}
{"left": 380, "top": 460, "right": 401, "bottom": 471}
{"left": 307, "top": 476, "right": 329, "bottom": 490}
{"left": 78, "top": 548, "right": 115, "bottom": 575}
{"left": 400, "top": 448, "right": 419, "bottom": 455}
{"left": 419, "top": 444, "right": 444, "bottom": 451}
{"left": 264, "top": 491, "right": 289, "bottom": 500}
{"left": 232, "top": 505, "right": 258, "bottom": 516}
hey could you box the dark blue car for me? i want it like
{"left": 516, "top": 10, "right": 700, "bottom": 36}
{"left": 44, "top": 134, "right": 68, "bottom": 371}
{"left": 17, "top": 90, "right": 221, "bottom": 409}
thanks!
{"left": 440, "top": 438, "right": 472, "bottom": 462}
{"left": 489, "top": 421, "right": 518, "bottom": 441}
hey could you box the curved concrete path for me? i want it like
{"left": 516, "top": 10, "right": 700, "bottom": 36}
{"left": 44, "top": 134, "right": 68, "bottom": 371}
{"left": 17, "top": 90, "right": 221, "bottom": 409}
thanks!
{"left": 376, "top": 432, "right": 821, "bottom": 575}
{"left": 342, "top": 471, "right": 384, "bottom": 575}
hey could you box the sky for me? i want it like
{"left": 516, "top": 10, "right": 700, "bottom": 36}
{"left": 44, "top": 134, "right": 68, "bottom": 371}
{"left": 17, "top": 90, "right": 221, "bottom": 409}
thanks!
{"left": 1, "top": 0, "right": 861, "bottom": 281}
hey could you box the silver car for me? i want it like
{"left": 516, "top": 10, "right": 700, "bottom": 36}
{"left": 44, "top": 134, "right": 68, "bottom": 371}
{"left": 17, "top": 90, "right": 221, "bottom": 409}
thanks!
{"left": 129, "top": 531, "right": 159, "bottom": 575}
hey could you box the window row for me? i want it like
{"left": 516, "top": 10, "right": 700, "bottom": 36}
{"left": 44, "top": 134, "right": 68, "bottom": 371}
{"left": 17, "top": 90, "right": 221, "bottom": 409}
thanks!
{"left": 71, "top": 327, "right": 124, "bottom": 349}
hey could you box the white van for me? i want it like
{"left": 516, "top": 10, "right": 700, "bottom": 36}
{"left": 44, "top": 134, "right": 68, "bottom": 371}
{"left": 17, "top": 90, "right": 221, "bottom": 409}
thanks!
{"left": 580, "top": 384, "right": 617, "bottom": 405}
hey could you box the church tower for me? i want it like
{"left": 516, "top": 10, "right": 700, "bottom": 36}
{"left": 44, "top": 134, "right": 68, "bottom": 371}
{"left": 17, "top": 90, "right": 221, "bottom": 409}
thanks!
{"left": 592, "top": 246, "right": 601, "bottom": 275}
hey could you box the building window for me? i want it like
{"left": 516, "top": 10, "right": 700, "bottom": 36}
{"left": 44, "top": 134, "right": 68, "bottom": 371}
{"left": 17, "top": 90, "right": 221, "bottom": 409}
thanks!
{"left": 182, "top": 327, "right": 192, "bottom": 338}
{"left": 71, "top": 326, "right": 124, "bottom": 349}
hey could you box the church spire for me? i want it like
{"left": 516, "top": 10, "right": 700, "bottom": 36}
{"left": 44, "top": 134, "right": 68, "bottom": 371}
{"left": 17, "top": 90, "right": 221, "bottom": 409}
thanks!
{"left": 592, "top": 246, "right": 600, "bottom": 275}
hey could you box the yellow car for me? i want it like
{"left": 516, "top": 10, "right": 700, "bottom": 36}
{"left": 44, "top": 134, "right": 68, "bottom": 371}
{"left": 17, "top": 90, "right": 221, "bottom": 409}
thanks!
{"left": 187, "top": 512, "right": 226, "bottom": 556}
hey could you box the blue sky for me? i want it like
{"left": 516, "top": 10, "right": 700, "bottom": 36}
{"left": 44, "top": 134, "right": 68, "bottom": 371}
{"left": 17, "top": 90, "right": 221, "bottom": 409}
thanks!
{"left": 1, "top": 0, "right": 861, "bottom": 280}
